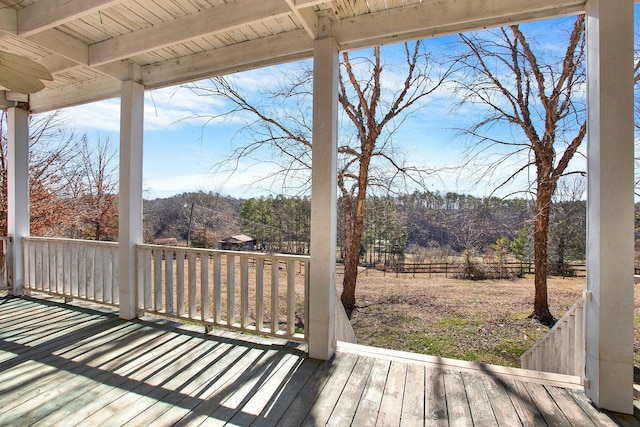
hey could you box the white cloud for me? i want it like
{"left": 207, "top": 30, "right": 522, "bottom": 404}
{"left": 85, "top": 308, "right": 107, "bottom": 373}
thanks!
{"left": 144, "top": 161, "right": 297, "bottom": 199}
{"left": 63, "top": 99, "right": 122, "bottom": 133}
{"left": 61, "top": 84, "right": 232, "bottom": 135}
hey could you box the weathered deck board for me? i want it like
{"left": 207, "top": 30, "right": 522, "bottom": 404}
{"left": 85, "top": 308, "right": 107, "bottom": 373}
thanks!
{"left": 480, "top": 376, "right": 523, "bottom": 427}
{"left": 376, "top": 360, "right": 405, "bottom": 426}
{"left": 326, "top": 356, "right": 374, "bottom": 426}
{"left": 0, "top": 295, "right": 630, "bottom": 426}
{"left": 402, "top": 363, "right": 426, "bottom": 426}
{"left": 353, "top": 358, "right": 390, "bottom": 423}
{"left": 462, "top": 372, "right": 498, "bottom": 427}
{"left": 425, "top": 367, "right": 448, "bottom": 426}
{"left": 300, "top": 352, "right": 358, "bottom": 425}
{"left": 444, "top": 371, "right": 473, "bottom": 427}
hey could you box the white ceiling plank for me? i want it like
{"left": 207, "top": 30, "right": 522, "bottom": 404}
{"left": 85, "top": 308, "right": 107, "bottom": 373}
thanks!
{"left": 28, "top": 75, "right": 122, "bottom": 113}
{"left": 332, "top": 0, "right": 586, "bottom": 50}
{"left": 285, "top": 0, "right": 318, "bottom": 39}
{"left": 26, "top": 29, "right": 89, "bottom": 65}
{"left": 294, "top": 0, "right": 333, "bottom": 6}
{"left": 39, "top": 55, "right": 82, "bottom": 74}
{"left": 89, "top": 0, "right": 292, "bottom": 66}
{"left": 142, "top": 29, "right": 312, "bottom": 89}
{"left": 17, "top": 0, "right": 125, "bottom": 36}
{"left": 0, "top": 8, "right": 17, "bottom": 35}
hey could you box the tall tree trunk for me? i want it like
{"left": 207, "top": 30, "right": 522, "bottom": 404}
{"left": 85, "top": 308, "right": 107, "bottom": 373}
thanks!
{"left": 341, "top": 197, "right": 366, "bottom": 316}
{"left": 341, "top": 158, "right": 371, "bottom": 316}
{"left": 530, "top": 182, "right": 555, "bottom": 326}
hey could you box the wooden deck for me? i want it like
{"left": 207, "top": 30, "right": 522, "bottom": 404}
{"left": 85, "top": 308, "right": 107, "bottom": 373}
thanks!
{"left": 0, "top": 295, "right": 633, "bottom": 426}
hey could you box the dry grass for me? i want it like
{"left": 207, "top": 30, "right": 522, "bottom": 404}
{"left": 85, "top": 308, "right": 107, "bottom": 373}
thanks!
{"left": 348, "top": 269, "right": 590, "bottom": 368}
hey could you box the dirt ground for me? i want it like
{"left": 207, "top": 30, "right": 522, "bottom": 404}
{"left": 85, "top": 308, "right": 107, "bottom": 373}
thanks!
{"left": 347, "top": 269, "right": 637, "bottom": 371}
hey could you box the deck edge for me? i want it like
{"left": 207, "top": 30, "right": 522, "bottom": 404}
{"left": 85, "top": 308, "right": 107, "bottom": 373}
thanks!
{"left": 336, "top": 341, "right": 583, "bottom": 389}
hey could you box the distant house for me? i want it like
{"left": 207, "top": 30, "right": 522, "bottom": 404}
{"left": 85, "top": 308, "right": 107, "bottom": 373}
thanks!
{"left": 218, "top": 234, "right": 256, "bottom": 251}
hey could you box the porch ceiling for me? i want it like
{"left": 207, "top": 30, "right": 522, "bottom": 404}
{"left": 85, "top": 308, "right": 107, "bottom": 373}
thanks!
{"left": 0, "top": 0, "right": 588, "bottom": 113}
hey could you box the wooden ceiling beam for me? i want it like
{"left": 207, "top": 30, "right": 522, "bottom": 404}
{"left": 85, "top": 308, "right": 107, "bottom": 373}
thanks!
{"left": 26, "top": 29, "right": 89, "bottom": 65}
{"left": 294, "top": 0, "right": 333, "bottom": 7}
{"left": 89, "top": 0, "right": 292, "bottom": 66}
{"left": 29, "top": 75, "right": 122, "bottom": 113}
{"left": 141, "top": 29, "right": 312, "bottom": 90}
{"left": 285, "top": 0, "right": 319, "bottom": 39}
{"left": 17, "top": 0, "right": 125, "bottom": 36}
{"left": 332, "top": 0, "right": 586, "bottom": 50}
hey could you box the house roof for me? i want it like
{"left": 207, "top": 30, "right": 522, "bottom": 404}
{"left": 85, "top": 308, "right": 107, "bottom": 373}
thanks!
{"left": 0, "top": 0, "right": 589, "bottom": 113}
{"left": 220, "top": 234, "right": 255, "bottom": 243}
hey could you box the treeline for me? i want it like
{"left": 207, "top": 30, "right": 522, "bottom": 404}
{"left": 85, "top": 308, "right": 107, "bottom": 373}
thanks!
{"left": 142, "top": 190, "right": 588, "bottom": 267}
{"left": 0, "top": 112, "right": 120, "bottom": 241}
{"left": 144, "top": 192, "right": 242, "bottom": 248}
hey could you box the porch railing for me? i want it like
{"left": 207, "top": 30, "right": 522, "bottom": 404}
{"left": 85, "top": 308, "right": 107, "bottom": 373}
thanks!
{"left": 136, "top": 244, "right": 310, "bottom": 342}
{"left": 23, "top": 237, "right": 119, "bottom": 306}
{"left": 0, "top": 236, "right": 11, "bottom": 291}
{"left": 520, "top": 295, "right": 585, "bottom": 378}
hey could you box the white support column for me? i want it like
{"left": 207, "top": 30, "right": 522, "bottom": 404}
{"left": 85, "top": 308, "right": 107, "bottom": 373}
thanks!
{"left": 308, "top": 31, "right": 339, "bottom": 360}
{"left": 7, "top": 106, "right": 29, "bottom": 296}
{"left": 585, "top": 0, "right": 634, "bottom": 413}
{"left": 119, "top": 81, "right": 144, "bottom": 319}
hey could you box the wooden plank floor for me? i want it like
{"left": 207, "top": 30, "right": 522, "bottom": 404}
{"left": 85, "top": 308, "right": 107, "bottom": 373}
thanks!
{"left": 0, "top": 294, "right": 631, "bottom": 426}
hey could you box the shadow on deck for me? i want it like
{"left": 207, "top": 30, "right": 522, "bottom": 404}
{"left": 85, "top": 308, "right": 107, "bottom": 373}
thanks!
{"left": 0, "top": 294, "right": 632, "bottom": 426}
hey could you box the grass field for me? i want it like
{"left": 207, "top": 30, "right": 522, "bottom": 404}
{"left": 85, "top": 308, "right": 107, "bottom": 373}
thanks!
{"left": 347, "top": 269, "right": 639, "bottom": 373}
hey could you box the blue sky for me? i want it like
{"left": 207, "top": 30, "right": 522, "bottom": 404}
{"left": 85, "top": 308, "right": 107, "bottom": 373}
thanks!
{"left": 58, "top": 13, "right": 602, "bottom": 201}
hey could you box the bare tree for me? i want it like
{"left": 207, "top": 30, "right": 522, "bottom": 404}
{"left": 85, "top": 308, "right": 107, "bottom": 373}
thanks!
{"left": 73, "top": 136, "right": 119, "bottom": 241}
{"left": 453, "top": 16, "right": 586, "bottom": 325}
{"left": 548, "top": 176, "right": 586, "bottom": 273}
{"left": 0, "top": 111, "right": 80, "bottom": 237}
{"left": 186, "top": 41, "right": 450, "bottom": 314}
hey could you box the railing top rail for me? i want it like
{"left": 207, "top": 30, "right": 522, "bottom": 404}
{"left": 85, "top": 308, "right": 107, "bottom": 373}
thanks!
{"left": 137, "top": 243, "right": 311, "bottom": 261}
{"left": 0, "top": 236, "right": 11, "bottom": 242}
{"left": 24, "top": 236, "right": 118, "bottom": 247}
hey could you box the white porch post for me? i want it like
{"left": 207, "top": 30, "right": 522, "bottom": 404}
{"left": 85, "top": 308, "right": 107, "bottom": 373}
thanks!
{"left": 118, "top": 81, "right": 144, "bottom": 320}
{"left": 308, "top": 32, "right": 339, "bottom": 360}
{"left": 7, "top": 106, "right": 29, "bottom": 296}
{"left": 585, "top": 0, "right": 635, "bottom": 413}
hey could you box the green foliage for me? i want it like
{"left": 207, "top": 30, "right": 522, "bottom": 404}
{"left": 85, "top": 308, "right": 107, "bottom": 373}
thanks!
{"left": 510, "top": 224, "right": 532, "bottom": 262}
{"left": 361, "top": 196, "right": 407, "bottom": 265}
{"left": 491, "top": 236, "right": 511, "bottom": 263}
{"left": 239, "top": 195, "right": 310, "bottom": 254}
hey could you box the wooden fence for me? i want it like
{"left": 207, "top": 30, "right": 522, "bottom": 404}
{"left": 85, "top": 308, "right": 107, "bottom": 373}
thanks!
{"left": 385, "top": 261, "right": 589, "bottom": 278}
